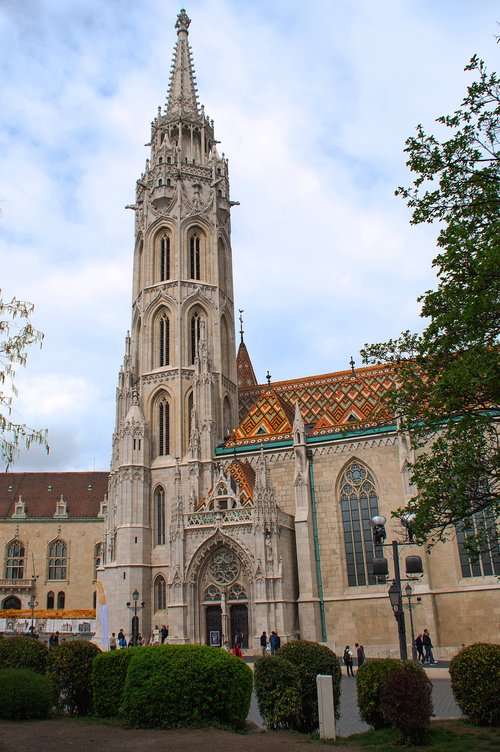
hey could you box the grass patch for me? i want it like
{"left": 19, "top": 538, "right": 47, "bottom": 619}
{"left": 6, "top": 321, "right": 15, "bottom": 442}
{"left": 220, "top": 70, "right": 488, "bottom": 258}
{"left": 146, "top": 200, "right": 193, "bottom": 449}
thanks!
{"left": 326, "top": 719, "right": 500, "bottom": 750}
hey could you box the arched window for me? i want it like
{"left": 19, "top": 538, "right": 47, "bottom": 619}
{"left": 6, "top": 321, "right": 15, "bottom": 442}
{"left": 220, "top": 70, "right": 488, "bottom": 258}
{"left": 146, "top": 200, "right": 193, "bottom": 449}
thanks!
{"left": 160, "top": 235, "right": 170, "bottom": 281}
{"left": 47, "top": 591, "right": 55, "bottom": 609}
{"left": 190, "top": 312, "right": 201, "bottom": 364}
{"left": 48, "top": 540, "right": 68, "bottom": 580}
{"left": 154, "top": 575, "right": 167, "bottom": 611}
{"left": 158, "top": 398, "right": 170, "bottom": 456}
{"left": 158, "top": 312, "right": 170, "bottom": 367}
{"left": 223, "top": 396, "right": 232, "bottom": 438}
{"left": 221, "top": 316, "right": 230, "bottom": 375}
{"left": 2, "top": 596, "right": 21, "bottom": 609}
{"left": 456, "top": 503, "right": 500, "bottom": 578}
{"left": 5, "top": 540, "right": 25, "bottom": 579}
{"left": 57, "top": 591, "right": 65, "bottom": 609}
{"left": 189, "top": 233, "right": 200, "bottom": 279}
{"left": 340, "top": 460, "right": 380, "bottom": 587}
{"left": 218, "top": 238, "right": 226, "bottom": 291}
{"left": 155, "top": 486, "right": 166, "bottom": 546}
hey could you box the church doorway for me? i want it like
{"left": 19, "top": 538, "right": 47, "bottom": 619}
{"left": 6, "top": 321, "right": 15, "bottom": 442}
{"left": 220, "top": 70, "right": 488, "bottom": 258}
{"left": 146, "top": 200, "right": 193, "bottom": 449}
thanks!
{"left": 230, "top": 603, "right": 248, "bottom": 648}
{"left": 205, "top": 604, "right": 222, "bottom": 646}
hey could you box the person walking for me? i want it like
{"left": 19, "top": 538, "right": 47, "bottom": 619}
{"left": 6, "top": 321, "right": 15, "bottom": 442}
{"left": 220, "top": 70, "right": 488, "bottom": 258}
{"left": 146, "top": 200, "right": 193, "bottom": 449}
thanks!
{"left": 355, "top": 642, "right": 365, "bottom": 668}
{"left": 415, "top": 633, "right": 424, "bottom": 663}
{"left": 109, "top": 632, "right": 117, "bottom": 650}
{"left": 117, "top": 629, "right": 127, "bottom": 649}
{"left": 422, "top": 629, "right": 437, "bottom": 663}
{"left": 270, "top": 630, "right": 281, "bottom": 655}
{"left": 260, "top": 630, "right": 268, "bottom": 656}
{"left": 234, "top": 630, "right": 243, "bottom": 651}
{"left": 343, "top": 645, "right": 354, "bottom": 676}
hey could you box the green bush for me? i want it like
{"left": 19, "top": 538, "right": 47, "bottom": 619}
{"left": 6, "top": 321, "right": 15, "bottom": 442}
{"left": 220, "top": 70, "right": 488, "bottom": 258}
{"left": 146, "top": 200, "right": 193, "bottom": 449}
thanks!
{"left": 0, "top": 668, "right": 53, "bottom": 720}
{"left": 379, "top": 661, "right": 433, "bottom": 744}
{"left": 92, "top": 648, "right": 135, "bottom": 717}
{"left": 121, "top": 645, "right": 252, "bottom": 730}
{"left": 254, "top": 655, "right": 302, "bottom": 730}
{"left": 277, "top": 640, "right": 341, "bottom": 732}
{"left": 450, "top": 643, "right": 500, "bottom": 726}
{"left": 0, "top": 635, "right": 48, "bottom": 674}
{"left": 356, "top": 657, "right": 402, "bottom": 729}
{"left": 47, "top": 639, "right": 101, "bottom": 715}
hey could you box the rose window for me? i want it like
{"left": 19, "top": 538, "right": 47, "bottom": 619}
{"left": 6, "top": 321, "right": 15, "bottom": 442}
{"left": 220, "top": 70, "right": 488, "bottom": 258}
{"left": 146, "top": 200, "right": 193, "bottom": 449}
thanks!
{"left": 210, "top": 549, "right": 239, "bottom": 585}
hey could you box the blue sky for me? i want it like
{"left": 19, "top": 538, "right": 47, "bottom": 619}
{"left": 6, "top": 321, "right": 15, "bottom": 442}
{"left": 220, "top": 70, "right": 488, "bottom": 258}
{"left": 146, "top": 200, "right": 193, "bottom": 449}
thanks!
{"left": 0, "top": 0, "right": 498, "bottom": 471}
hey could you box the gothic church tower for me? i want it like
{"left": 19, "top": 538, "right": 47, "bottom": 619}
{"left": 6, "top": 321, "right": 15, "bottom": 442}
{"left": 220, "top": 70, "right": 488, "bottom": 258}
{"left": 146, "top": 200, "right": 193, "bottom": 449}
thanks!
{"left": 98, "top": 9, "right": 240, "bottom": 642}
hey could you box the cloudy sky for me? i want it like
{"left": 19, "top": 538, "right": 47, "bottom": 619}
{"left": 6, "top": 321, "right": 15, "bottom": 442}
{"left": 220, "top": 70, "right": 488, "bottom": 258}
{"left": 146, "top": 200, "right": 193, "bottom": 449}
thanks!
{"left": 0, "top": 0, "right": 498, "bottom": 472}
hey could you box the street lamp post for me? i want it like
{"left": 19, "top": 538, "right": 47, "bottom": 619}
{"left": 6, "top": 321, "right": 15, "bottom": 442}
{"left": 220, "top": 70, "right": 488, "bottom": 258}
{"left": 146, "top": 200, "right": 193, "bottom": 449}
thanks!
{"left": 126, "top": 589, "right": 145, "bottom": 646}
{"left": 404, "top": 583, "right": 421, "bottom": 662}
{"left": 28, "top": 574, "right": 38, "bottom": 636}
{"left": 370, "top": 515, "right": 423, "bottom": 661}
{"left": 28, "top": 593, "right": 38, "bottom": 636}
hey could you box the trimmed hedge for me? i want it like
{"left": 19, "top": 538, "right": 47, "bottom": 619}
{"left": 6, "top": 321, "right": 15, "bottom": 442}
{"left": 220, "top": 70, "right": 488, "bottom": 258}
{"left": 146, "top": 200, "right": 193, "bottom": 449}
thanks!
{"left": 277, "top": 640, "right": 341, "bottom": 732}
{"left": 356, "top": 657, "right": 402, "bottom": 729}
{"left": 254, "top": 655, "right": 302, "bottom": 730}
{"left": 121, "top": 645, "right": 253, "bottom": 730}
{"left": 47, "top": 639, "right": 101, "bottom": 716}
{"left": 450, "top": 642, "right": 500, "bottom": 726}
{"left": 0, "top": 635, "right": 48, "bottom": 674}
{"left": 0, "top": 668, "right": 53, "bottom": 720}
{"left": 92, "top": 648, "right": 135, "bottom": 718}
{"left": 379, "top": 661, "right": 433, "bottom": 744}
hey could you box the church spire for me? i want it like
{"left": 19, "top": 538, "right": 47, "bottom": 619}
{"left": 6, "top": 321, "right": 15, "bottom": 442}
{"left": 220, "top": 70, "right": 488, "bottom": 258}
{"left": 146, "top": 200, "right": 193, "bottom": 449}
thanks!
{"left": 166, "top": 9, "right": 201, "bottom": 123}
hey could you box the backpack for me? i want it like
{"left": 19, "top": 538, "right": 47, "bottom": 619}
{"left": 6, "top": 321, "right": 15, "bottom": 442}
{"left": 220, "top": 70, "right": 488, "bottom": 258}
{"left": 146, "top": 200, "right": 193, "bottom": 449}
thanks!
{"left": 343, "top": 649, "right": 351, "bottom": 665}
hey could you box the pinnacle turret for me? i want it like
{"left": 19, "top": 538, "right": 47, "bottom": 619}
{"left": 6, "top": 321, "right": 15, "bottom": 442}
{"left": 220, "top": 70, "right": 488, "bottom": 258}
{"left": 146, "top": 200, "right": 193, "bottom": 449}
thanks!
{"left": 166, "top": 8, "right": 201, "bottom": 123}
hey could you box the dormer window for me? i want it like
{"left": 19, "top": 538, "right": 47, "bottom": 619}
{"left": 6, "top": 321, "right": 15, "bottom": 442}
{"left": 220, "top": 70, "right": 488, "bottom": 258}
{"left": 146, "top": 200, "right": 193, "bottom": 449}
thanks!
{"left": 54, "top": 496, "right": 68, "bottom": 518}
{"left": 159, "top": 157, "right": 163, "bottom": 164}
{"left": 158, "top": 178, "right": 163, "bottom": 187}
{"left": 13, "top": 497, "right": 27, "bottom": 518}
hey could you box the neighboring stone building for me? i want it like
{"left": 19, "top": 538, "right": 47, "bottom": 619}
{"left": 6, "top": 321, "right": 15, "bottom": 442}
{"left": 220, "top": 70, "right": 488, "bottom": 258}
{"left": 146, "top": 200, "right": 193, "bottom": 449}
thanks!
{"left": 97, "top": 10, "right": 499, "bottom": 655}
{"left": 0, "top": 472, "right": 107, "bottom": 639}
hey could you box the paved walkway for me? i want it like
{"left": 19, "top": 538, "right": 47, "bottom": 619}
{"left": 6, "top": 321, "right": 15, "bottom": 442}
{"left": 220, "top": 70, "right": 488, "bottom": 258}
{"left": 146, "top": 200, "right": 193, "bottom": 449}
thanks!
{"left": 247, "top": 662, "right": 461, "bottom": 738}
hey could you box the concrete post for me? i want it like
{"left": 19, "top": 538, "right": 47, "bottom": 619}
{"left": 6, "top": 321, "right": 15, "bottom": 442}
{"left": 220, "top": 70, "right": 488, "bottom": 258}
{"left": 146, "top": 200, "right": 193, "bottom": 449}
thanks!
{"left": 316, "top": 674, "right": 336, "bottom": 740}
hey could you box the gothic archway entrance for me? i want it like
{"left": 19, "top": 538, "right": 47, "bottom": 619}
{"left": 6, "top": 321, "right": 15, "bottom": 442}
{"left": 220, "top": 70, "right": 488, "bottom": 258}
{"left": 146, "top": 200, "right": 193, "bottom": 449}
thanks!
{"left": 198, "top": 545, "right": 250, "bottom": 648}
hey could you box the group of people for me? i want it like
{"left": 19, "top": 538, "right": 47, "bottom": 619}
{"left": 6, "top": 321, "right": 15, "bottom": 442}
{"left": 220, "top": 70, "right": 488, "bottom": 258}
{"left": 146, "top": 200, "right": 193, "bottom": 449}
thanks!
{"left": 343, "top": 643, "right": 365, "bottom": 676}
{"left": 415, "top": 629, "right": 437, "bottom": 664}
{"left": 342, "top": 628, "right": 437, "bottom": 675}
{"left": 260, "top": 630, "right": 281, "bottom": 656}
{"left": 109, "top": 624, "right": 169, "bottom": 649}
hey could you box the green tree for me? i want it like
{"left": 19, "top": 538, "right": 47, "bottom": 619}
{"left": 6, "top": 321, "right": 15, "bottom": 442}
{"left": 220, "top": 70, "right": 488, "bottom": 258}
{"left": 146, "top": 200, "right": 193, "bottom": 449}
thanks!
{"left": 0, "top": 289, "right": 48, "bottom": 468}
{"left": 361, "top": 55, "right": 499, "bottom": 558}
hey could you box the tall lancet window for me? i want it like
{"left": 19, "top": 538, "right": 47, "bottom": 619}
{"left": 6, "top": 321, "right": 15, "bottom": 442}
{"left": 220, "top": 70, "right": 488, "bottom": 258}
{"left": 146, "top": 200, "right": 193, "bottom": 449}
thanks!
{"left": 160, "top": 235, "right": 170, "bottom": 281}
{"left": 159, "top": 312, "right": 170, "bottom": 367}
{"left": 155, "top": 486, "right": 166, "bottom": 546}
{"left": 5, "top": 540, "right": 25, "bottom": 579}
{"left": 154, "top": 575, "right": 167, "bottom": 611}
{"left": 189, "top": 233, "right": 200, "bottom": 280}
{"left": 190, "top": 312, "right": 201, "bottom": 364}
{"left": 158, "top": 399, "right": 170, "bottom": 456}
{"left": 340, "top": 460, "right": 380, "bottom": 587}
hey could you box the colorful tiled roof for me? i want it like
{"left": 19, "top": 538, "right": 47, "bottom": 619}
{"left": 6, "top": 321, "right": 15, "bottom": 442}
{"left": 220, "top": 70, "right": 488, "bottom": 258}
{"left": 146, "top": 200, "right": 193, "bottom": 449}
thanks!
{"left": 237, "top": 341, "right": 258, "bottom": 388}
{"left": 232, "top": 364, "right": 395, "bottom": 446}
{"left": 0, "top": 472, "right": 108, "bottom": 519}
